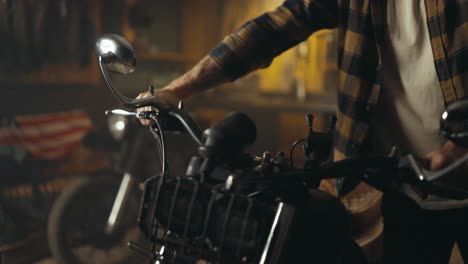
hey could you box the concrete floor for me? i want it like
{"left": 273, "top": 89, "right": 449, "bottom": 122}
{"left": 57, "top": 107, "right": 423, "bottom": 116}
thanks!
{"left": 34, "top": 243, "right": 466, "bottom": 264}
{"left": 1, "top": 230, "right": 465, "bottom": 264}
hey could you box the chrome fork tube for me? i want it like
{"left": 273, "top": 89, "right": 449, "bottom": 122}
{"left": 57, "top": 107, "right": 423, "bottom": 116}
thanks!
{"left": 105, "top": 172, "right": 133, "bottom": 234}
{"left": 259, "top": 202, "right": 284, "bottom": 264}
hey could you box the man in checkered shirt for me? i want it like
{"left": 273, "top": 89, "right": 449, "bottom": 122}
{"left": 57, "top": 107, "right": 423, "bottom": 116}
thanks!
{"left": 138, "top": 0, "right": 468, "bottom": 262}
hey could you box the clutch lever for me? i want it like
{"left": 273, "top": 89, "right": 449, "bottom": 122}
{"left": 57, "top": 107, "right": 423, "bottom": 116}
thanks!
{"left": 106, "top": 108, "right": 203, "bottom": 145}
{"left": 105, "top": 109, "right": 156, "bottom": 120}
{"left": 105, "top": 109, "right": 139, "bottom": 117}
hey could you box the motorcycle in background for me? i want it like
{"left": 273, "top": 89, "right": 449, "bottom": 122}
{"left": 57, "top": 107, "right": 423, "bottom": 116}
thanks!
{"left": 47, "top": 114, "right": 154, "bottom": 264}
{"left": 47, "top": 97, "right": 199, "bottom": 263}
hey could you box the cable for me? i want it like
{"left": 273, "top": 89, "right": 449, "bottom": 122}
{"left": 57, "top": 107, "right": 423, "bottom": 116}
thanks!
{"left": 289, "top": 139, "right": 305, "bottom": 168}
{"left": 150, "top": 115, "right": 168, "bottom": 176}
{"left": 150, "top": 127, "right": 164, "bottom": 169}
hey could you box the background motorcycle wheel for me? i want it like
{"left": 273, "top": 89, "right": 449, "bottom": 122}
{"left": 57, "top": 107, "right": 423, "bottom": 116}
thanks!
{"left": 47, "top": 173, "right": 147, "bottom": 264}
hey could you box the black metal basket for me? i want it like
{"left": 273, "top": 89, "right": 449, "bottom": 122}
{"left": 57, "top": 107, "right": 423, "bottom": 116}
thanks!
{"left": 137, "top": 174, "right": 276, "bottom": 263}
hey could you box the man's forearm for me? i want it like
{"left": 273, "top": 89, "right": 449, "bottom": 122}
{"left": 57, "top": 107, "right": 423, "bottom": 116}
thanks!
{"left": 164, "top": 0, "right": 338, "bottom": 100}
{"left": 164, "top": 55, "right": 229, "bottom": 100}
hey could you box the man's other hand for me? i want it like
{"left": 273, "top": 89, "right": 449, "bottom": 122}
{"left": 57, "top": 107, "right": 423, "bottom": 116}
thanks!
{"left": 425, "top": 141, "right": 468, "bottom": 170}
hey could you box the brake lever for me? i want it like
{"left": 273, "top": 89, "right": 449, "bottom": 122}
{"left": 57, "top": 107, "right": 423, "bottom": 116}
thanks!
{"left": 398, "top": 153, "right": 468, "bottom": 201}
{"left": 422, "top": 152, "right": 468, "bottom": 181}
{"left": 404, "top": 154, "right": 428, "bottom": 182}
{"left": 403, "top": 152, "right": 468, "bottom": 182}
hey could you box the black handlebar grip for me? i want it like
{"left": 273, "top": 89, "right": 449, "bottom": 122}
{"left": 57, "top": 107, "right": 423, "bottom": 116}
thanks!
{"left": 202, "top": 112, "right": 257, "bottom": 157}
{"left": 440, "top": 99, "right": 468, "bottom": 148}
{"left": 444, "top": 99, "right": 468, "bottom": 120}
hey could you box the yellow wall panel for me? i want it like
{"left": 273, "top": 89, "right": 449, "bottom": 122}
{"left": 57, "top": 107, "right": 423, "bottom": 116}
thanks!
{"left": 220, "top": 0, "right": 337, "bottom": 95}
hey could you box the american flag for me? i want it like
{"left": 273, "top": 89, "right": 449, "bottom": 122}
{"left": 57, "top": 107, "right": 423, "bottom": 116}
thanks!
{"left": 0, "top": 110, "right": 93, "bottom": 160}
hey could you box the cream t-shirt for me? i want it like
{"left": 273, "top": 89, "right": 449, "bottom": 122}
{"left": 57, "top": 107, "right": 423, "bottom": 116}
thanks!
{"left": 372, "top": 0, "right": 468, "bottom": 209}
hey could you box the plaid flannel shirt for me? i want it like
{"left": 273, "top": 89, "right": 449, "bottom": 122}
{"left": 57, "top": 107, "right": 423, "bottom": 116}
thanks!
{"left": 209, "top": 0, "right": 468, "bottom": 160}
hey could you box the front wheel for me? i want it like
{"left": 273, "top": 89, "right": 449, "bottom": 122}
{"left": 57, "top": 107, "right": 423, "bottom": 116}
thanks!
{"left": 47, "top": 174, "right": 147, "bottom": 264}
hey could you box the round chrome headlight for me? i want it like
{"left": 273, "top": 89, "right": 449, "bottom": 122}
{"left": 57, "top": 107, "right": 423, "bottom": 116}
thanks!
{"left": 107, "top": 115, "right": 128, "bottom": 141}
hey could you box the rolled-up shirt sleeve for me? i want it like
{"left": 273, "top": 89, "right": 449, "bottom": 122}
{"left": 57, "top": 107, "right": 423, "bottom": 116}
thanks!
{"left": 209, "top": 0, "right": 338, "bottom": 80}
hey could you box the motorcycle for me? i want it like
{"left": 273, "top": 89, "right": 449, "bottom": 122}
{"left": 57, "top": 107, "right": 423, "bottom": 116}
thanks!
{"left": 95, "top": 33, "right": 468, "bottom": 264}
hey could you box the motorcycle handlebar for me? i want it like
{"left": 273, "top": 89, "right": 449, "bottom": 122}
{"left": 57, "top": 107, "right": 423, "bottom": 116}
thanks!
{"left": 106, "top": 103, "right": 468, "bottom": 201}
